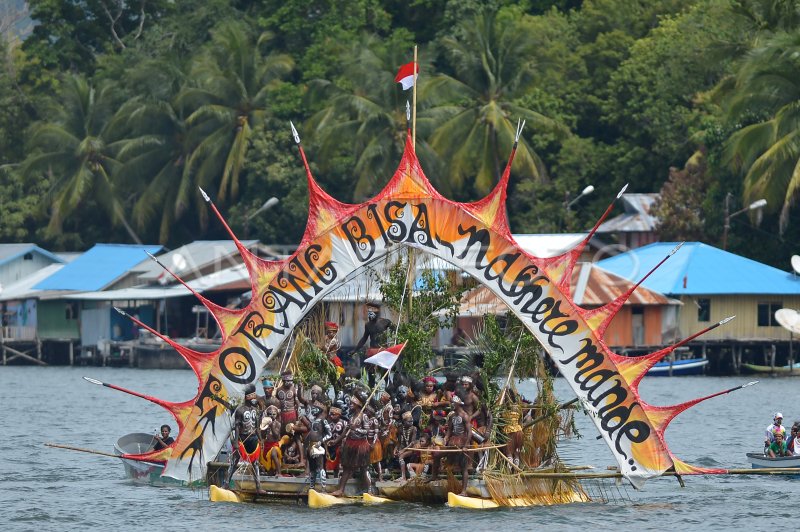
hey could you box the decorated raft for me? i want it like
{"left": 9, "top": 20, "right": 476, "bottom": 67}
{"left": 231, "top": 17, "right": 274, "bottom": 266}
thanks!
{"left": 75, "top": 53, "right": 780, "bottom": 510}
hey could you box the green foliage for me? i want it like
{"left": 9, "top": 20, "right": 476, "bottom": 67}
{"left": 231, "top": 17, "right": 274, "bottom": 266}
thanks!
{"left": 377, "top": 252, "right": 465, "bottom": 378}
{"left": 461, "top": 314, "right": 544, "bottom": 405}
{"left": 294, "top": 336, "right": 339, "bottom": 389}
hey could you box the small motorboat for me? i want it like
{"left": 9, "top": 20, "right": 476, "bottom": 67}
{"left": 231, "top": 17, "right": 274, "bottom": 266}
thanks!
{"left": 114, "top": 432, "right": 192, "bottom": 487}
{"left": 746, "top": 452, "right": 800, "bottom": 472}
{"left": 647, "top": 357, "right": 709, "bottom": 376}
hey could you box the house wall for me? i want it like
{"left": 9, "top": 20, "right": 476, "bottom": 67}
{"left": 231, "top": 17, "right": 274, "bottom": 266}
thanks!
{"left": 644, "top": 306, "right": 662, "bottom": 345}
{"left": 37, "top": 300, "right": 80, "bottom": 339}
{"left": 677, "top": 294, "right": 800, "bottom": 340}
{"left": 0, "top": 253, "right": 56, "bottom": 287}
{"left": 604, "top": 306, "right": 632, "bottom": 346}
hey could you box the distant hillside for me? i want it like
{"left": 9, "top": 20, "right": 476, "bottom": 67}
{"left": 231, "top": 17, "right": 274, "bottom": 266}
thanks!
{"left": 1, "top": 0, "right": 33, "bottom": 41}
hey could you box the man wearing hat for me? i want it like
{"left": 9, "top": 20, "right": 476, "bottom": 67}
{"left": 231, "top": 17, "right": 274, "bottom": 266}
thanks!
{"left": 765, "top": 412, "right": 786, "bottom": 445}
{"left": 325, "top": 406, "right": 348, "bottom": 477}
{"left": 259, "top": 377, "right": 280, "bottom": 410}
{"left": 259, "top": 405, "right": 283, "bottom": 477}
{"left": 352, "top": 302, "right": 394, "bottom": 386}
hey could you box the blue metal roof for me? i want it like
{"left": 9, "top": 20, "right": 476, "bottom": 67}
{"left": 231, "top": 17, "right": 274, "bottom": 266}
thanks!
{"left": 33, "top": 244, "right": 162, "bottom": 291}
{"left": 0, "top": 243, "right": 64, "bottom": 266}
{"left": 597, "top": 242, "right": 800, "bottom": 295}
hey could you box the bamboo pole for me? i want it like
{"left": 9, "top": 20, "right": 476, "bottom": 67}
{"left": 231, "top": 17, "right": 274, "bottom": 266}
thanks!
{"left": 45, "top": 442, "right": 125, "bottom": 459}
{"left": 518, "top": 467, "right": 800, "bottom": 480}
{"left": 412, "top": 45, "right": 417, "bottom": 150}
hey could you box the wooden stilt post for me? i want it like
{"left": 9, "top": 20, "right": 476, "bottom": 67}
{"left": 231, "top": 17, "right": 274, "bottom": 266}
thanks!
{"left": 36, "top": 338, "right": 42, "bottom": 361}
{"left": 2, "top": 344, "right": 5, "bottom": 366}
{"left": 69, "top": 341, "right": 74, "bottom": 366}
{"left": 770, "top": 344, "right": 776, "bottom": 374}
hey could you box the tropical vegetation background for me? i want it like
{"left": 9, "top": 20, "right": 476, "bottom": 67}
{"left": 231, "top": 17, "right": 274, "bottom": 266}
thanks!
{"left": 1, "top": 0, "right": 799, "bottom": 267}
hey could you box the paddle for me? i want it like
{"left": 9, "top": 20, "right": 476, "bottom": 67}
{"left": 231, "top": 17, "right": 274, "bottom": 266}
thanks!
{"left": 44, "top": 442, "right": 164, "bottom": 467}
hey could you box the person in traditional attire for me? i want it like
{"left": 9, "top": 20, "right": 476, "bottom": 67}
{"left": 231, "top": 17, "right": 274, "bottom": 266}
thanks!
{"left": 322, "top": 321, "right": 345, "bottom": 378}
{"left": 415, "top": 376, "right": 447, "bottom": 428}
{"left": 259, "top": 405, "right": 283, "bottom": 477}
{"left": 458, "top": 376, "right": 481, "bottom": 422}
{"left": 329, "top": 393, "right": 372, "bottom": 497}
{"left": 229, "top": 384, "right": 265, "bottom": 493}
{"left": 281, "top": 423, "right": 305, "bottom": 471}
{"left": 407, "top": 432, "right": 434, "bottom": 478}
{"left": 431, "top": 395, "right": 473, "bottom": 496}
{"left": 394, "top": 411, "right": 418, "bottom": 480}
{"left": 325, "top": 406, "right": 348, "bottom": 478}
{"left": 501, "top": 403, "right": 524, "bottom": 467}
{"left": 259, "top": 378, "right": 280, "bottom": 410}
{"left": 366, "top": 397, "right": 384, "bottom": 480}
{"left": 352, "top": 302, "right": 394, "bottom": 387}
{"left": 276, "top": 370, "right": 300, "bottom": 433}
{"left": 377, "top": 392, "right": 394, "bottom": 464}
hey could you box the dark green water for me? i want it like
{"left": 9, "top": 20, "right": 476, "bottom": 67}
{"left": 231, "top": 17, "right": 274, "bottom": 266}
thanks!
{"left": 1, "top": 367, "right": 796, "bottom": 531}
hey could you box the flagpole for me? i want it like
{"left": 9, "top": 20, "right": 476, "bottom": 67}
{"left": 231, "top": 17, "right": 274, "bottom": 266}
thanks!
{"left": 412, "top": 44, "right": 418, "bottom": 150}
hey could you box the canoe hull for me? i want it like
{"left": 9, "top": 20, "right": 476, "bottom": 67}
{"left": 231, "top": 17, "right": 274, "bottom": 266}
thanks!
{"left": 746, "top": 452, "right": 800, "bottom": 470}
{"left": 114, "top": 432, "right": 194, "bottom": 487}
{"left": 647, "top": 358, "right": 708, "bottom": 376}
{"left": 743, "top": 363, "right": 800, "bottom": 375}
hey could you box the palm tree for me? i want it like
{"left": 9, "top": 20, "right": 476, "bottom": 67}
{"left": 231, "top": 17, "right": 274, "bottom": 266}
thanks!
{"left": 20, "top": 74, "right": 142, "bottom": 242}
{"left": 306, "top": 33, "right": 444, "bottom": 200}
{"left": 179, "top": 21, "right": 293, "bottom": 204}
{"left": 721, "top": 31, "right": 800, "bottom": 232}
{"left": 113, "top": 60, "right": 200, "bottom": 244}
{"left": 421, "top": 9, "right": 568, "bottom": 195}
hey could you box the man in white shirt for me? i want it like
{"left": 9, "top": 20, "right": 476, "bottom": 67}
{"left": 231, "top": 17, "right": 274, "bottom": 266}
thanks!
{"left": 765, "top": 412, "right": 786, "bottom": 445}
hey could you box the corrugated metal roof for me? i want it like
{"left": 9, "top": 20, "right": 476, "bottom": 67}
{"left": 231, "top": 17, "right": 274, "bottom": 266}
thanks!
{"left": 0, "top": 264, "right": 64, "bottom": 301}
{"left": 450, "top": 262, "right": 675, "bottom": 317}
{"left": 63, "top": 286, "right": 188, "bottom": 301}
{"left": 0, "top": 243, "right": 64, "bottom": 266}
{"left": 597, "top": 242, "right": 800, "bottom": 295}
{"left": 133, "top": 240, "right": 261, "bottom": 281}
{"left": 597, "top": 193, "right": 660, "bottom": 233}
{"left": 33, "top": 244, "right": 163, "bottom": 291}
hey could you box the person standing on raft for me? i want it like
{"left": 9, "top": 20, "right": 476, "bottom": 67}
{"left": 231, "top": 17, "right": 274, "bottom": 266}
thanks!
{"left": 329, "top": 392, "right": 371, "bottom": 497}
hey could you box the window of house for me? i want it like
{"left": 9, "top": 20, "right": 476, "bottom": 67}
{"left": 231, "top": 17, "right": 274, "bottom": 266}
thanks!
{"left": 65, "top": 303, "right": 78, "bottom": 320}
{"left": 757, "top": 302, "right": 782, "bottom": 327}
{"left": 697, "top": 298, "right": 710, "bottom": 322}
{"left": 23, "top": 252, "right": 33, "bottom": 260}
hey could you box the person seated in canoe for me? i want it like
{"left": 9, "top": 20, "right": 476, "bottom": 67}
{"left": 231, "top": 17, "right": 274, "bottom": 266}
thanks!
{"left": 394, "top": 411, "right": 418, "bottom": 481}
{"left": 415, "top": 376, "right": 448, "bottom": 425}
{"left": 764, "top": 412, "right": 786, "bottom": 446}
{"left": 786, "top": 422, "right": 800, "bottom": 456}
{"left": 276, "top": 370, "right": 300, "bottom": 434}
{"left": 230, "top": 384, "right": 265, "bottom": 494}
{"left": 406, "top": 432, "right": 434, "bottom": 479}
{"left": 259, "top": 378, "right": 280, "bottom": 410}
{"left": 259, "top": 405, "right": 283, "bottom": 477}
{"left": 501, "top": 403, "right": 524, "bottom": 467}
{"left": 430, "top": 394, "right": 474, "bottom": 496}
{"left": 281, "top": 423, "right": 305, "bottom": 473}
{"left": 152, "top": 424, "right": 175, "bottom": 451}
{"left": 768, "top": 431, "right": 790, "bottom": 457}
{"left": 427, "top": 409, "right": 448, "bottom": 448}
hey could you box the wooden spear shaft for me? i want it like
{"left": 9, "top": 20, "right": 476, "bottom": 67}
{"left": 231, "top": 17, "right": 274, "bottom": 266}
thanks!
{"left": 45, "top": 442, "right": 126, "bottom": 459}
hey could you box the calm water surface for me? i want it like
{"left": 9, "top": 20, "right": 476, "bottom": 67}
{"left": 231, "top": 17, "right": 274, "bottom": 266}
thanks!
{"left": 1, "top": 367, "right": 797, "bottom": 531}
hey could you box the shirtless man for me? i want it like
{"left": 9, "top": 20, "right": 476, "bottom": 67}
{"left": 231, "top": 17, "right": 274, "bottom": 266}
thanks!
{"left": 276, "top": 370, "right": 300, "bottom": 433}
{"left": 458, "top": 376, "right": 481, "bottom": 422}
{"left": 259, "top": 405, "right": 283, "bottom": 477}
{"left": 352, "top": 302, "right": 394, "bottom": 387}
{"left": 431, "top": 394, "right": 473, "bottom": 496}
{"left": 325, "top": 406, "right": 349, "bottom": 478}
{"left": 259, "top": 378, "right": 280, "bottom": 410}
{"left": 230, "top": 384, "right": 265, "bottom": 494}
{"left": 330, "top": 393, "right": 371, "bottom": 497}
{"left": 394, "top": 411, "right": 418, "bottom": 480}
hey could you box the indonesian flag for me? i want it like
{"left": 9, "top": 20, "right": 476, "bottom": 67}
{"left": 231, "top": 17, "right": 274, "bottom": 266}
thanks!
{"left": 394, "top": 62, "right": 418, "bottom": 90}
{"left": 364, "top": 342, "right": 407, "bottom": 370}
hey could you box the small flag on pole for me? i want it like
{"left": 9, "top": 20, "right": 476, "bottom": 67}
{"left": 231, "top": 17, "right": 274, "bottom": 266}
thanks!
{"left": 363, "top": 342, "right": 407, "bottom": 370}
{"left": 394, "top": 62, "right": 418, "bottom": 90}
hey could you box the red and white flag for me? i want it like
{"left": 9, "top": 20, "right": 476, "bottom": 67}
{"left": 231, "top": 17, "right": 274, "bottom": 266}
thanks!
{"left": 394, "top": 62, "right": 418, "bottom": 90}
{"left": 364, "top": 342, "right": 407, "bottom": 370}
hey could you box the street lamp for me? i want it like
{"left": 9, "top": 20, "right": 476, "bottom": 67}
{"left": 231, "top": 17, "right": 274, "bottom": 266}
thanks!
{"left": 564, "top": 185, "right": 595, "bottom": 210}
{"left": 244, "top": 196, "right": 279, "bottom": 239}
{"left": 722, "top": 193, "right": 766, "bottom": 250}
